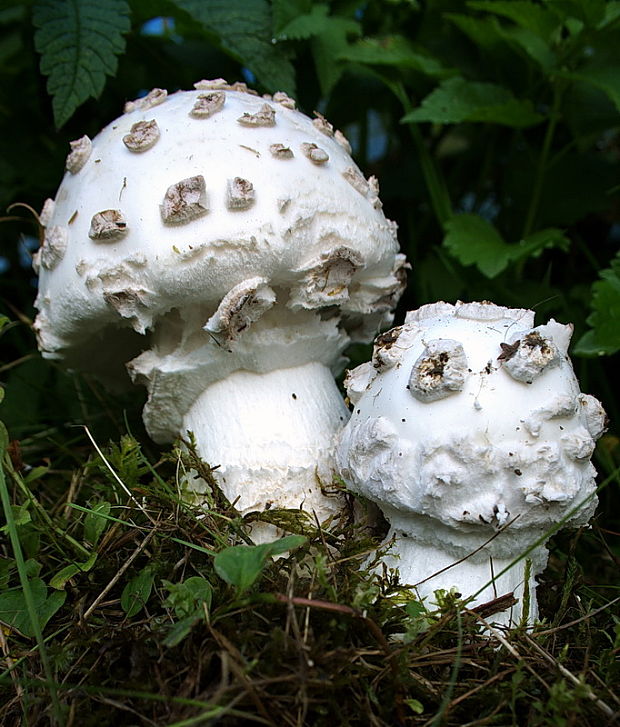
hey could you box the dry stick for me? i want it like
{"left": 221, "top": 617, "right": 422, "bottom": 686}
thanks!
{"left": 522, "top": 632, "right": 617, "bottom": 721}
{"left": 81, "top": 529, "right": 156, "bottom": 623}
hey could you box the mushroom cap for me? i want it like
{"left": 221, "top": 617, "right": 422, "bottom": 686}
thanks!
{"left": 34, "top": 85, "right": 402, "bottom": 384}
{"left": 337, "top": 301, "right": 605, "bottom": 537}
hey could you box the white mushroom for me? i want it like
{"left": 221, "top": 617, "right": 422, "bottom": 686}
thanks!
{"left": 336, "top": 301, "right": 606, "bottom": 625}
{"left": 34, "top": 83, "right": 405, "bottom": 531}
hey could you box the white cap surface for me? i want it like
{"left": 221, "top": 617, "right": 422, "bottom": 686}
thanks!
{"left": 34, "top": 84, "right": 403, "bottom": 387}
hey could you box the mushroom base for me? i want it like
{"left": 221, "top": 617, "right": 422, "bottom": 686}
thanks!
{"left": 181, "top": 361, "right": 350, "bottom": 527}
{"left": 380, "top": 524, "right": 548, "bottom": 627}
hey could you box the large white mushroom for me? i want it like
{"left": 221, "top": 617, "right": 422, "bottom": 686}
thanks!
{"left": 336, "top": 302, "right": 606, "bottom": 625}
{"left": 33, "top": 81, "right": 405, "bottom": 525}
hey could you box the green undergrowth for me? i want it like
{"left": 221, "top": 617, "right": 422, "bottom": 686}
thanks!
{"left": 0, "top": 415, "right": 619, "bottom": 726}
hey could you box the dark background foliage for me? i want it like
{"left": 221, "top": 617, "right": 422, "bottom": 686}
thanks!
{"left": 0, "top": 1, "right": 619, "bottom": 724}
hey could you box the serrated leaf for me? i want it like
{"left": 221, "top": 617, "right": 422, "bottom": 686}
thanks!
{"left": 546, "top": 0, "right": 606, "bottom": 27}
{"left": 403, "top": 77, "right": 544, "bottom": 128}
{"left": 32, "top": 0, "right": 131, "bottom": 127}
{"left": 170, "top": 0, "right": 296, "bottom": 95}
{"left": 338, "top": 36, "right": 450, "bottom": 77}
{"left": 444, "top": 214, "right": 510, "bottom": 277}
{"left": 121, "top": 566, "right": 155, "bottom": 618}
{"left": 214, "top": 535, "right": 306, "bottom": 592}
{"left": 272, "top": 0, "right": 312, "bottom": 36}
{"left": 575, "top": 255, "right": 620, "bottom": 356}
{"left": 311, "top": 18, "right": 361, "bottom": 93}
{"left": 443, "top": 215, "right": 568, "bottom": 277}
{"left": 275, "top": 4, "right": 331, "bottom": 40}
{"left": 0, "top": 578, "right": 65, "bottom": 637}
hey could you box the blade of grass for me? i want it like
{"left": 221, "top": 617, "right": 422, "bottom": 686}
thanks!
{"left": 0, "top": 450, "right": 64, "bottom": 724}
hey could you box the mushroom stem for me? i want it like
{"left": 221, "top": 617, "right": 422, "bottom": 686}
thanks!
{"left": 381, "top": 516, "right": 547, "bottom": 625}
{"left": 182, "top": 361, "right": 349, "bottom": 521}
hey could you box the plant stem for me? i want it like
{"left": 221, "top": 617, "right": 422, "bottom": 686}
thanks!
{"left": 393, "top": 81, "right": 453, "bottom": 226}
{"left": 522, "top": 83, "right": 564, "bottom": 238}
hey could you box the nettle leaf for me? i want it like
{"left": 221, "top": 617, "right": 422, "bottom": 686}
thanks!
{"left": 171, "top": 0, "right": 296, "bottom": 95}
{"left": 214, "top": 535, "right": 306, "bottom": 592}
{"left": 121, "top": 565, "right": 155, "bottom": 618}
{"left": 338, "top": 36, "right": 450, "bottom": 77}
{"left": 575, "top": 254, "right": 620, "bottom": 356}
{"left": 403, "top": 77, "right": 544, "bottom": 128}
{"left": 32, "top": 0, "right": 131, "bottom": 127}
{"left": 272, "top": 0, "right": 312, "bottom": 36}
{"left": 275, "top": 4, "right": 360, "bottom": 93}
{"left": 443, "top": 215, "right": 569, "bottom": 278}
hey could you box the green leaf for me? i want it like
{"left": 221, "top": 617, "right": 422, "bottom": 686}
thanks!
{"left": 274, "top": 4, "right": 360, "bottom": 93}
{"left": 0, "top": 505, "right": 30, "bottom": 533}
{"left": 163, "top": 612, "right": 203, "bottom": 648}
{"left": 275, "top": 3, "right": 331, "bottom": 40}
{"left": 575, "top": 255, "right": 620, "bottom": 356}
{"left": 83, "top": 501, "right": 111, "bottom": 546}
{"left": 467, "top": 1, "right": 559, "bottom": 40}
{"left": 170, "top": 0, "right": 296, "bottom": 95}
{"left": 403, "top": 77, "right": 544, "bottom": 128}
{"left": 446, "top": 12, "right": 555, "bottom": 69}
{"left": 272, "top": 0, "right": 312, "bottom": 36}
{"left": 338, "top": 36, "right": 450, "bottom": 77}
{"left": 121, "top": 566, "right": 155, "bottom": 618}
{"left": 49, "top": 552, "right": 97, "bottom": 590}
{"left": 0, "top": 578, "right": 66, "bottom": 637}
{"left": 162, "top": 576, "right": 213, "bottom": 619}
{"left": 444, "top": 214, "right": 510, "bottom": 277}
{"left": 32, "top": 0, "right": 131, "bottom": 127}
{"left": 214, "top": 535, "right": 306, "bottom": 592}
{"left": 558, "top": 65, "right": 620, "bottom": 114}
{"left": 443, "top": 215, "right": 569, "bottom": 277}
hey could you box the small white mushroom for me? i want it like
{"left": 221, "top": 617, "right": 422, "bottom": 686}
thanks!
{"left": 160, "top": 175, "right": 208, "bottom": 224}
{"left": 89, "top": 210, "right": 128, "bottom": 241}
{"left": 65, "top": 135, "right": 92, "bottom": 174}
{"left": 123, "top": 120, "right": 160, "bottom": 152}
{"left": 237, "top": 103, "right": 275, "bottom": 127}
{"left": 336, "top": 301, "right": 606, "bottom": 626}
{"left": 190, "top": 92, "right": 225, "bottom": 119}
